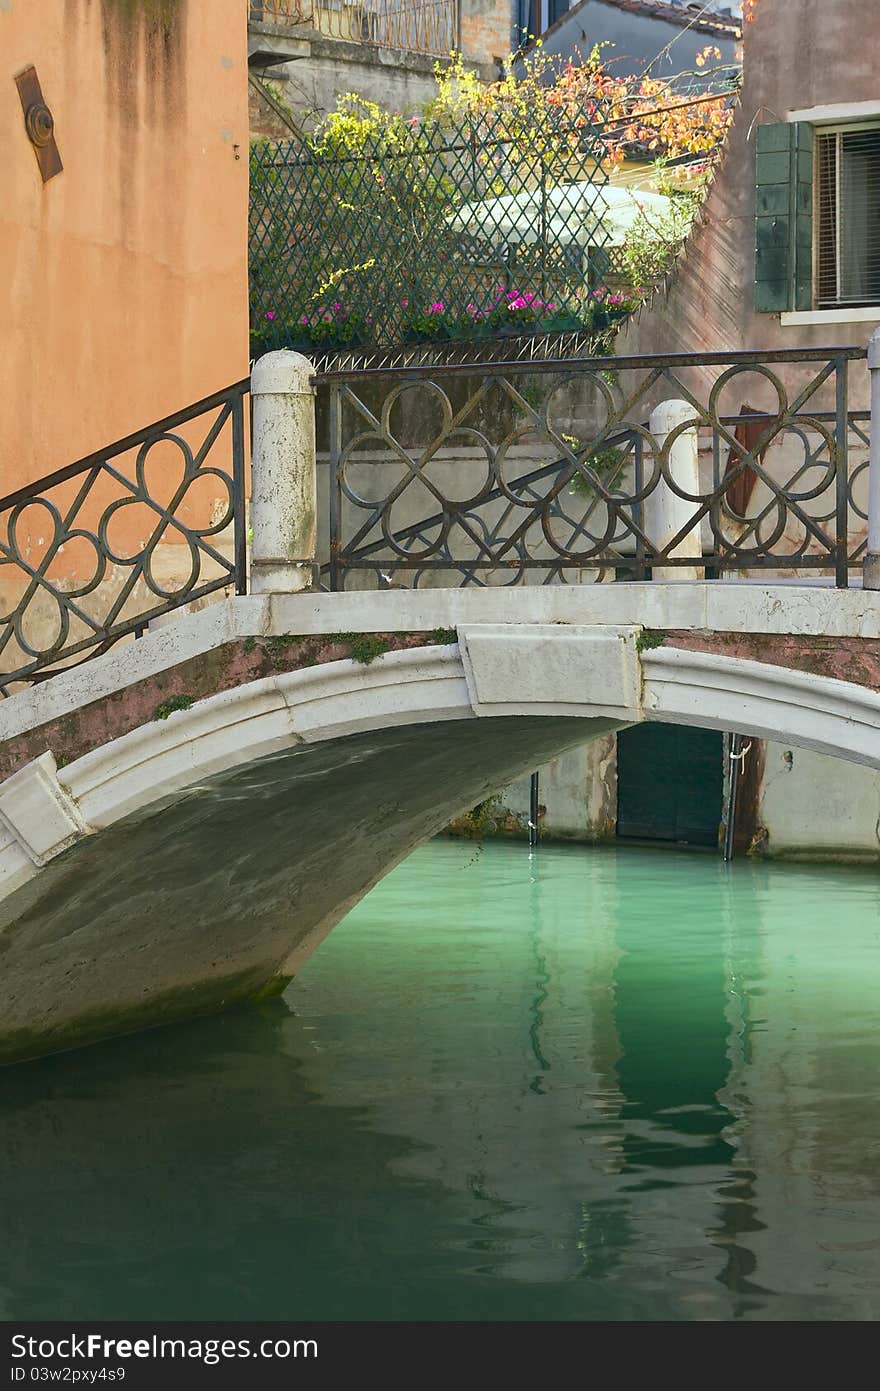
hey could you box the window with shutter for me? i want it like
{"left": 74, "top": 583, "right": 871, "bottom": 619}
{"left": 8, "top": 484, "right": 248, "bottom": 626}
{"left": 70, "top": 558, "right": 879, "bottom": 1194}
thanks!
{"left": 815, "top": 124, "right": 880, "bottom": 308}
{"left": 754, "top": 122, "right": 813, "bottom": 313}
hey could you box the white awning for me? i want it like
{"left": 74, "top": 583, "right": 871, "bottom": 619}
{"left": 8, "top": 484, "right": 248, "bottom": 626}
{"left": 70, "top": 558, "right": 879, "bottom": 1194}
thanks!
{"left": 445, "top": 181, "right": 671, "bottom": 248}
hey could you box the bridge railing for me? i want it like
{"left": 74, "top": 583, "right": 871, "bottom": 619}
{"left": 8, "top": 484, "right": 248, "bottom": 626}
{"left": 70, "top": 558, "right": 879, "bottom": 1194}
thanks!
{"left": 0, "top": 380, "right": 249, "bottom": 694}
{"left": 315, "top": 347, "right": 869, "bottom": 591}
{"left": 1, "top": 345, "right": 874, "bottom": 695}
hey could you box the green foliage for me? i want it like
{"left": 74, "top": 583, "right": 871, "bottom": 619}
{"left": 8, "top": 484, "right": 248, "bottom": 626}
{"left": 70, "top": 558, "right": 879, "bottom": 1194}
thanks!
{"left": 332, "top": 633, "right": 391, "bottom": 665}
{"left": 154, "top": 695, "right": 196, "bottom": 721}
{"left": 429, "top": 627, "right": 458, "bottom": 645}
{"left": 568, "top": 445, "right": 628, "bottom": 497}
{"left": 635, "top": 630, "right": 667, "bottom": 653}
{"left": 455, "top": 795, "right": 504, "bottom": 841}
{"left": 618, "top": 163, "right": 712, "bottom": 294}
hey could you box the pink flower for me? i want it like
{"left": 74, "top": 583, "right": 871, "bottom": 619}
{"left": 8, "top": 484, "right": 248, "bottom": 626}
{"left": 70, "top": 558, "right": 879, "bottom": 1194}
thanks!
{"left": 428, "top": 301, "right": 445, "bottom": 314}
{"left": 300, "top": 314, "right": 309, "bottom": 324}
{"left": 401, "top": 299, "right": 409, "bottom": 308}
{"left": 332, "top": 302, "right": 341, "bottom": 311}
{"left": 265, "top": 311, "right": 276, "bottom": 321}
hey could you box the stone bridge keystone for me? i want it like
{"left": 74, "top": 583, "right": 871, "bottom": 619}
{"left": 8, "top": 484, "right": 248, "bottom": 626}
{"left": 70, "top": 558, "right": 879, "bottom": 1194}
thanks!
{"left": 458, "top": 625, "right": 642, "bottom": 721}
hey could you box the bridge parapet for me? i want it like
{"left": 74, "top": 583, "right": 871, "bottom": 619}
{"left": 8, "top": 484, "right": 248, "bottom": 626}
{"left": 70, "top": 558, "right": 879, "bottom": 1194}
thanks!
{"left": 3, "top": 340, "right": 880, "bottom": 697}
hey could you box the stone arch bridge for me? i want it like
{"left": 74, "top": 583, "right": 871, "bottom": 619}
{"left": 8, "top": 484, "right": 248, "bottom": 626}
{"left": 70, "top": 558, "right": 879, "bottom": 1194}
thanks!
{"left": 2, "top": 582, "right": 880, "bottom": 1064}
{"left": 3, "top": 345, "right": 880, "bottom": 1062}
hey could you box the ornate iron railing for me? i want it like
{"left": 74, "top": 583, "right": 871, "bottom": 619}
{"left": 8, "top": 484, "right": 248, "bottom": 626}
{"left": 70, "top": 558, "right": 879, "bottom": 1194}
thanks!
{"left": 317, "top": 347, "right": 868, "bottom": 591}
{"left": 248, "top": 1, "right": 459, "bottom": 56}
{"left": 0, "top": 381, "right": 249, "bottom": 693}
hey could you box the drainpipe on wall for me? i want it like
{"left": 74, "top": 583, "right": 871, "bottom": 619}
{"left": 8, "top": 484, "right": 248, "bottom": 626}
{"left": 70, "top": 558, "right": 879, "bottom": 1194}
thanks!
{"left": 863, "top": 328, "right": 880, "bottom": 590}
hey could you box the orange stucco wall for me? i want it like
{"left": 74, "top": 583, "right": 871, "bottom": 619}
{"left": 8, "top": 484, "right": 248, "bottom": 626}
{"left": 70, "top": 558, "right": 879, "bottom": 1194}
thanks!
{"left": 1, "top": 0, "right": 249, "bottom": 495}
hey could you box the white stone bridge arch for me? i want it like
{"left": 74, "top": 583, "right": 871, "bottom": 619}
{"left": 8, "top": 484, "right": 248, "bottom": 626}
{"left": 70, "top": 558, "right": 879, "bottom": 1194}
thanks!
{"left": 2, "top": 581, "right": 880, "bottom": 1064}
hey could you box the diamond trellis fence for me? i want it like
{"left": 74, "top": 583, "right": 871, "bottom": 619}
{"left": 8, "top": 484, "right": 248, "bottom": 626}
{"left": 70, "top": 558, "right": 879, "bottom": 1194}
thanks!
{"left": 249, "top": 103, "right": 628, "bottom": 363}
{"left": 315, "top": 348, "right": 869, "bottom": 591}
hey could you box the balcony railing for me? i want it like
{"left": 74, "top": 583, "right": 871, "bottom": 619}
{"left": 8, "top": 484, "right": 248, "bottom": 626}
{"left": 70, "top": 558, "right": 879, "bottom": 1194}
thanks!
{"left": 248, "top": 1, "right": 460, "bottom": 58}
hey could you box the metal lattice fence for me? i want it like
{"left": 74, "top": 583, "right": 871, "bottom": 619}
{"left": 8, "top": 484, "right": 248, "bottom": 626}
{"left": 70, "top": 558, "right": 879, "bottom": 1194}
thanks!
{"left": 249, "top": 104, "right": 627, "bottom": 361}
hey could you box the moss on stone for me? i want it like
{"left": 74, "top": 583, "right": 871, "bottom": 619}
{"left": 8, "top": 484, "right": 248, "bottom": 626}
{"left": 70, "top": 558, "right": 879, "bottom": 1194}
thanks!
{"left": 154, "top": 694, "right": 196, "bottom": 721}
{"left": 635, "top": 629, "right": 667, "bottom": 653}
{"left": 332, "top": 633, "right": 391, "bottom": 665}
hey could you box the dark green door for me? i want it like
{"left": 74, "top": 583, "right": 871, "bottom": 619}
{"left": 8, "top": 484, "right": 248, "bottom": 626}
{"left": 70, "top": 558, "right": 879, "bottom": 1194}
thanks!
{"left": 616, "top": 724, "right": 724, "bottom": 848}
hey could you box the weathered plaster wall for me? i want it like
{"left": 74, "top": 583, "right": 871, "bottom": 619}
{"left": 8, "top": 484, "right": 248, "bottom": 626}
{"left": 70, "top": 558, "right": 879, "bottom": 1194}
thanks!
{"left": 1, "top": 0, "right": 249, "bottom": 492}
{"left": 249, "top": 39, "right": 458, "bottom": 136}
{"left": 758, "top": 740, "right": 880, "bottom": 863}
{"left": 500, "top": 732, "right": 617, "bottom": 841}
{"left": 248, "top": 5, "right": 503, "bottom": 138}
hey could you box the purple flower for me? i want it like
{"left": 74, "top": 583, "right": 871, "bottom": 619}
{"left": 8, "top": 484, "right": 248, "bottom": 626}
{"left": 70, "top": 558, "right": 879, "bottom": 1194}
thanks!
{"left": 265, "top": 311, "right": 276, "bottom": 321}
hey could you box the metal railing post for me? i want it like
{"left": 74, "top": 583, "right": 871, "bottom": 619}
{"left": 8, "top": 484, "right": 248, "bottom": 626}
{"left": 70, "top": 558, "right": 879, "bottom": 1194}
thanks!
{"left": 249, "top": 351, "right": 317, "bottom": 595}
{"left": 835, "top": 354, "right": 850, "bottom": 588}
{"left": 863, "top": 329, "right": 880, "bottom": 589}
{"left": 647, "top": 399, "right": 703, "bottom": 582}
{"left": 328, "top": 383, "right": 342, "bottom": 592}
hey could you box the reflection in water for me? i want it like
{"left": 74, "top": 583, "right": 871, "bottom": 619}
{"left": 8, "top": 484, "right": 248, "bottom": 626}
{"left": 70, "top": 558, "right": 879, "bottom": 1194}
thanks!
{"left": 1, "top": 840, "right": 879, "bottom": 1320}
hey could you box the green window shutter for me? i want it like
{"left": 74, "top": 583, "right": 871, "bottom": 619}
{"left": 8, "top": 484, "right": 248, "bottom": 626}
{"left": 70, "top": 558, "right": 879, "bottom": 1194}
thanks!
{"left": 755, "top": 121, "right": 813, "bottom": 312}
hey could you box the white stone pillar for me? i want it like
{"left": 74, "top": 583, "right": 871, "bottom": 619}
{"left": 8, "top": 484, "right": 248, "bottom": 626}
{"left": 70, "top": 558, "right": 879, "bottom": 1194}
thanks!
{"left": 647, "top": 398, "right": 703, "bottom": 582}
{"left": 863, "top": 328, "right": 880, "bottom": 590}
{"left": 249, "top": 350, "right": 317, "bottom": 595}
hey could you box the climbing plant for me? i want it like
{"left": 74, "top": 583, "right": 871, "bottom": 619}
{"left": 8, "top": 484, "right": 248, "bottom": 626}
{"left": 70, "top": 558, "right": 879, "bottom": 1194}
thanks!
{"left": 249, "top": 41, "right": 737, "bottom": 355}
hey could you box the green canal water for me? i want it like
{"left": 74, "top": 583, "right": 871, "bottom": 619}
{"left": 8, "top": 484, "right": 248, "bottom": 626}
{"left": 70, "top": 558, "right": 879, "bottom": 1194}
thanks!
{"left": 2, "top": 838, "right": 880, "bottom": 1321}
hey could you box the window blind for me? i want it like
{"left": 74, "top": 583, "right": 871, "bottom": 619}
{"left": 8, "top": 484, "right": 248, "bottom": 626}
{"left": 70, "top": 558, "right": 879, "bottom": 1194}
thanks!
{"left": 816, "top": 126, "right": 880, "bottom": 307}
